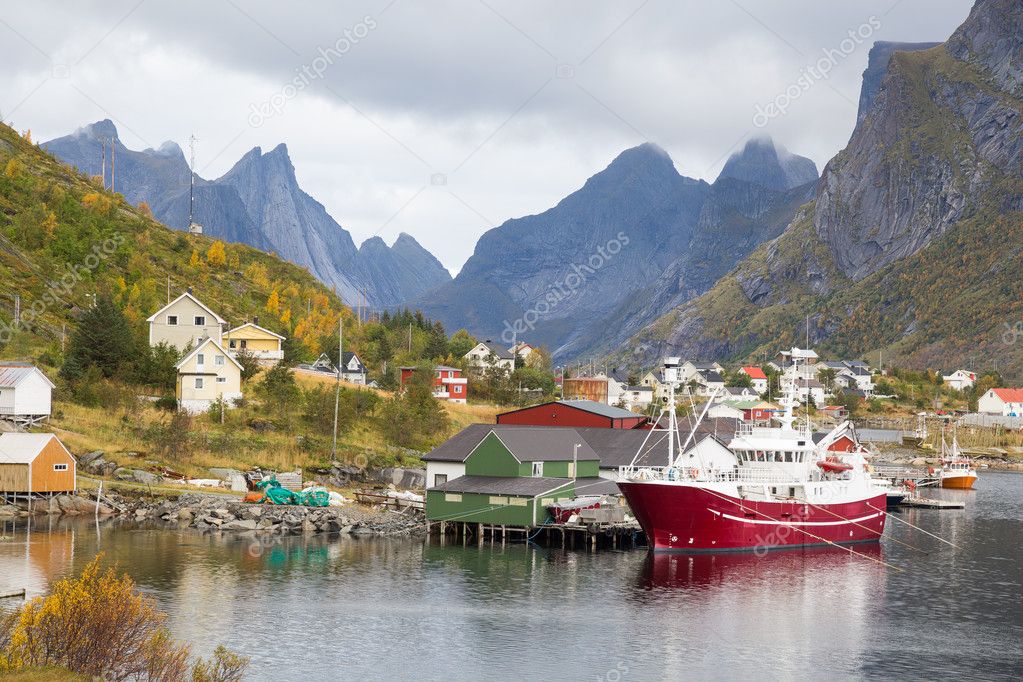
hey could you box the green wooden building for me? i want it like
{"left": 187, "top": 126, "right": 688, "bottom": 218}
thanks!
{"left": 425, "top": 427, "right": 606, "bottom": 526}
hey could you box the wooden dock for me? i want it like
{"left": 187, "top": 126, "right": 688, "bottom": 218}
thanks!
{"left": 430, "top": 519, "right": 645, "bottom": 551}
{"left": 0, "top": 588, "right": 26, "bottom": 600}
{"left": 899, "top": 495, "right": 965, "bottom": 509}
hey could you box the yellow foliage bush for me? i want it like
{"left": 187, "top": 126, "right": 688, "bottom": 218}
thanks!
{"left": 81, "top": 192, "right": 112, "bottom": 213}
{"left": 0, "top": 556, "right": 248, "bottom": 681}
{"left": 206, "top": 240, "right": 227, "bottom": 266}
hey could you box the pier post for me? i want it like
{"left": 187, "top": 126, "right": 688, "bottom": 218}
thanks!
{"left": 478, "top": 523, "right": 483, "bottom": 546}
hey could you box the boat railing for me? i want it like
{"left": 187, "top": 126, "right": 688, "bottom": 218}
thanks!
{"left": 618, "top": 466, "right": 805, "bottom": 485}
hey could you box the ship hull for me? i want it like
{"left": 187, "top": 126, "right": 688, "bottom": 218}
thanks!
{"left": 940, "top": 474, "right": 977, "bottom": 489}
{"left": 619, "top": 482, "right": 887, "bottom": 553}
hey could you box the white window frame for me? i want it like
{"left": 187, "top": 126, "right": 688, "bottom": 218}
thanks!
{"left": 53, "top": 463, "right": 68, "bottom": 472}
{"left": 444, "top": 493, "right": 462, "bottom": 503}
{"left": 532, "top": 462, "right": 543, "bottom": 477}
{"left": 434, "top": 474, "right": 448, "bottom": 487}
{"left": 194, "top": 315, "right": 206, "bottom": 326}
{"left": 195, "top": 377, "right": 204, "bottom": 389}
{"left": 215, "top": 355, "right": 225, "bottom": 366}
{"left": 166, "top": 315, "right": 178, "bottom": 325}
{"left": 216, "top": 377, "right": 227, "bottom": 384}
{"left": 196, "top": 353, "right": 205, "bottom": 365}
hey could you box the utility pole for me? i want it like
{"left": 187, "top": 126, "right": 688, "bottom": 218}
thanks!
{"left": 101, "top": 143, "right": 106, "bottom": 189}
{"left": 13, "top": 294, "right": 20, "bottom": 327}
{"left": 167, "top": 276, "right": 171, "bottom": 304}
{"left": 188, "top": 134, "right": 197, "bottom": 225}
{"left": 110, "top": 137, "right": 115, "bottom": 193}
{"left": 61, "top": 323, "right": 66, "bottom": 353}
{"left": 408, "top": 322, "right": 412, "bottom": 353}
{"left": 331, "top": 316, "right": 343, "bottom": 459}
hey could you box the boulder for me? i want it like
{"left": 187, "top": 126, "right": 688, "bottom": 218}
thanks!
{"left": 79, "top": 450, "right": 105, "bottom": 466}
{"left": 177, "top": 508, "right": 194, "bottom": 521}
{"left": 224, "top": 519, "right": 258, "bottom": 531}
{"left": 131, "top": 470, "right": 163, "bottom": 485}
{"left": 52, "top": 494, "right": 113, "bottom": 516}
{"left": 0, "top": 505, "right": 19, "bottom": 517}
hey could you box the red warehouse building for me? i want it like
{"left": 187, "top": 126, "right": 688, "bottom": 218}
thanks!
{"left": 399, "top": 365, "right": 467, "bottom": 403}
{"left": 496, "top": 400, "right": 648, "bottom": 429}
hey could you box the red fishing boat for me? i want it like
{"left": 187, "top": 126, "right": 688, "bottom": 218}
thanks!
{"left": 618, "top": 351, "right": 887, "bottom": 553}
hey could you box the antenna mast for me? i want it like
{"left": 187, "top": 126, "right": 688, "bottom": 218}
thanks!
{"left": 188, "top": 134, "right": 197, "bottom": 225}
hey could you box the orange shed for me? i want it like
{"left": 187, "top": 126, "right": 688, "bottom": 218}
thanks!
{"left": 0, "top": 433, "right": 77, "bottom": 496}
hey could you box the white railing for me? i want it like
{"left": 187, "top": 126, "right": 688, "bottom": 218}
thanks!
{"left": 618, "top": 465, "right": 810, "bottom": 485}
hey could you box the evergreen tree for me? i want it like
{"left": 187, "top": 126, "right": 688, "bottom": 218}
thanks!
{"left": 61, "top": 295, "right": 136, "bottom": 381}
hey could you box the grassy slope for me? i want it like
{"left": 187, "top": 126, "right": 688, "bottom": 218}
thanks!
{"left": 629, "top": 45, "right": 1023, "bottom": 380}
{"left": 0, "top": 124, "right": 501, "bottom": 477}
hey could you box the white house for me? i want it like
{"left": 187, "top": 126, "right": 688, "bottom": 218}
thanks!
{"left": 0, "top": 364, "right": 54, "bottom": 425}
{"left": 717, "top": 386, "right": 759, "bottom": 402}
{"left": 175, "top": 338, "right": 244, "bottom": 414}
{"left": 676, "top": 435, "right": 738, "bottom": 474}
{"left": 509, "top": 342, "right": 534, "bottom": 362}
{"left": 978, "top": 388, "right": 1023, "bottom": 417}
{"left": 340, "top": 352, "right": 368, "bottom": 385}
{"left": 739, "top": 366, "right": 769, "bottom": 394}
{"left": 691, "top": 370, "right": 726, "bottom": 397}
{"left": 464, "top": 341, "right": 515, "bottom": 373}
{"left": 618, "top": 385, "right": 653, "bottom": 411}
{"left": 707, "top": 402, "right": 745, "bottom": 420}
{"left": 147, "top": 291, "right": 225, "bottom": 351}
{"left": 680, "top": 361, "right": 724, "bottom": 383}
{"left": 640, "top": 371, "right": 663, "bottom": 399}
{"left": 943, "top": 370, "right": 977, "bottom": 391}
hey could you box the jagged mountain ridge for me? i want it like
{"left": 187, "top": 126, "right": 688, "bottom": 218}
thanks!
{"left": 857, "top": 41, "right": 941, "bottom": 124}
{"left": 42, "top": 122, "right": 450, "bottom": 308}
{"left": 417, "top": 138, "right": 818, "bottom": 360}
{"left": 623, "top": 0, "right": 1023, "bottom": 379}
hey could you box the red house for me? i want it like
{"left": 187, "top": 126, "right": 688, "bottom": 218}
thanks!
{"left": 399, "top": 365, "right": 467, "bottom": 404}
{"left": 497, "top": 399, "right": 648, "bottom": 429}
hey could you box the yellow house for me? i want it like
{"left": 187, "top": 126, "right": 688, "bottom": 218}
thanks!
{"left": 223, "top": 322, "right": 285, "bottom": 364}
{"left": 147, "top": 292, "right": 225, "bottom": 351}
{"left": 174, "top": 338, "right": 243, "bottom": 414}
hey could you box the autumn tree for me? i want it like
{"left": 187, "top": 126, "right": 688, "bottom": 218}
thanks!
{"left": 265, "top": 289, "right": 281, "bottom": 315}
{"left": 206, "top": 240, "right": 227, "bottom": 266}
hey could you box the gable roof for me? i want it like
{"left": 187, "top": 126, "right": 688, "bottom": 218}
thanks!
{"left": 740, "top": 366, "right": 767, "bottom": 380}
{"left": 485, "top": 427, "right": 599, "bottom": 462}
{"left": 175, "top": 337, "right": 244, "bottom": 371}
{"left": 0, "top": 364, "right": 55, "bottom": 390}
{"left": 341, "top": 352, "right": 366, "bottom": 371}
{"left": 698, "top": 370, "right": 724, "bottom": 384}
{"left": 990, "top": 388, "right": 1023, "bottom": 402}
{"left": 555, "top": 399, "right": 643, "bottom": 419}
{"left": 225, "top": 322, "right": 285, "bottom": 340}
{"left": 0, "top": 433, "right": 72, "bottom": 464}
{"left": 147, "top": 292, "right": 226, "bottom": 324}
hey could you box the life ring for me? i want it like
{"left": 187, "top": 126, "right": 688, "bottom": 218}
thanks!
{"left": 906, "top": 480, "right": 916, "bottom": 491}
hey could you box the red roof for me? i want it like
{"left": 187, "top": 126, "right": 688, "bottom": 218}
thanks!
{"left": 741, "top": 366, "right": 767, "bottom": 380}
{"left": 991, "top": 388, "right": 1023, "bottom": 402}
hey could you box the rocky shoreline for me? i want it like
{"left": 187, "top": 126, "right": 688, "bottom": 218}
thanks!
{"left": 0, "top": 490, "right": 426, "bottom": 538}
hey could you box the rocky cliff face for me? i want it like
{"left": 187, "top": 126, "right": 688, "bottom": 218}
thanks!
{"left": 857, "top": 41, "right": 940, "bottom": 124}
{"left": 623, "top": 0, "right": 1023, "bottom": 375}
{"left": 43, "top": 123, "right": 450, "bottom": 308}
{"left": 418, "top": 139, "right": 817, "bottom": 360}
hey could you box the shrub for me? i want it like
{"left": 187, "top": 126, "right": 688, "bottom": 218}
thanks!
{"left": 155, "top": 395, "right": 177, "bottom": 412}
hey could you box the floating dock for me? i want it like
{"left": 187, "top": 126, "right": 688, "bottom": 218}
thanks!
{"left": 898, "top": 496, "right": 965, "bottom": 509}
{"left": 429, "top": 519, "right": 645, "bottom": 551}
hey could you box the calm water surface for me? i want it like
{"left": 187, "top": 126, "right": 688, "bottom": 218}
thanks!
{"left": 2, "top": 471, "right": 1022, "bottom": 681}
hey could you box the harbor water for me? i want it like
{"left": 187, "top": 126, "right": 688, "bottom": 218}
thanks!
{"left": 2, "top": 471, "right": 1022, "bottom": 681}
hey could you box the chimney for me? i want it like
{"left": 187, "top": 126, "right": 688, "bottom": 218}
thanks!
{"left": 186, "top": 287, "right": 193, "bottom": 295}
{"left": 253, "top": 315, "right": 259, "bottom": 326}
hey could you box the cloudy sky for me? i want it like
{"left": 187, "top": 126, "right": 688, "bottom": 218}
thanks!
{"left": 2, "top": 0, "right": 973, "bottom": 272}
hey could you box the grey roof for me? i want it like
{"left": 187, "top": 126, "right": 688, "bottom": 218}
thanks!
{"left": 511, "top": 399, "right": 644, "bottom": 421}
{"left": 429, "top": 475, "right": 572, "bottom": 496}
{"left": 481, "top": 342, "right": 514, "bottom": 360}
{"left": 847, "top": 365, "right": 871, "bottom": 376}
{"left": 623, "top": 385, "right": 653, "bottom": 392}
{"left": 0, "top": 364, "right": 54, "bottom": 389}
{"left": 341, "top": 352, "right": 366, "bottom": 372}
{"left": 571, "top": 477, "right": 621, "bottom": 495}
{"left": 699, "top": 370, "right": 725, "bottom": 383}
{"left": 690, "top": 362, "right": 719, "bottom": 370}
{"left": 491, "top": 427, "right": 599, "bottom": 462}
{"left": 844, "top": 360, "right": 870, "bottom": 368}
{"left": 423, "top": 425, "right": 599, "bottom": 463}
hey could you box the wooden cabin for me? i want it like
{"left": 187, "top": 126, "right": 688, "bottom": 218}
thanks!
{"left": 0, "top": 433, "right": 77, "bottom": 497}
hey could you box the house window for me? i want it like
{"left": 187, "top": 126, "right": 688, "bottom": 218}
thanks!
{"left": 240, "top": 340, "right": 247, "bottom": 349}
{"left": 216, "top": 377, "right": 226, "bottom": 384}
{"left": 194, "top": 315, "right": 206, "bottom": 326}
{"left": 229, "top": 340, "right": 237, "bottom": 349}
{"left": 167, "top": 315, "right": 178, "bottom": 325}
{"left": 488, "top": 496, "right": 508, "bottom": 506}
{"left": 444, "top": 493, "right": 462, "bottom": 502}
{"left": 196, "top": 353, "right": 205, "bottom": 365}
{"left": 453, "top": 385, "right": 462, "bottom": 394}
{"left": 53, "top": 463, "right": 68, "bottom": 472}
{"left": 215, "top": 355, "right": 225, "bottom": 366}
{"left": 540, "top": 498, "right": 554, "bottom": 506}
{"left": 509, "top": 497, "right": 527, "bottom": 507}
{"left": 532, "top": 462, "right": 543, "bottom": 477}
{"left": 195, "top": 377, "right": 204, "bottom": 389}
{"left": 434, "top": 474, "right": 448, "bottom": 487}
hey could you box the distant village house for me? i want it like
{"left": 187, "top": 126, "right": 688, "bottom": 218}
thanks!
{"left": 0, "top": 363, "right": 54, "bottom": 426}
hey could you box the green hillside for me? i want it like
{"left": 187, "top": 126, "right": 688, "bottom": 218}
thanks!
{"left": 0, "top": 123, "right": 351, "bottom": 362}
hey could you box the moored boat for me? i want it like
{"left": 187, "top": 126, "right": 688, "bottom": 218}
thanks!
{"left": 938, "top": 430, "right": 978, "bottom": 490}
{"left": 618, "top": 351, "right": 887, "bottom": 553}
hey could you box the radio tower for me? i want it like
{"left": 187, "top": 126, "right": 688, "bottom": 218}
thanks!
{"left": 187, "top": 134, "right": 203, "bottom": 235}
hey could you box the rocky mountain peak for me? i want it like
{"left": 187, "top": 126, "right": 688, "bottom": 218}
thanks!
{"left": 717, "top": 136, "right": 818, "bottom": 191}
{"left": 857, "top": 42, "right": 941, "bottom": 123}
{"left": 947, "top": 0, "right": 1023, "bottom": 97}
{"left": 80, "top": 119, "right": 118, "bottom": 141}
